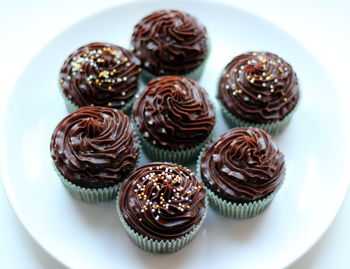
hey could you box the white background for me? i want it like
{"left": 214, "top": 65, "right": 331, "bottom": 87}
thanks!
{"left": 0, "top": 0, "right": 349, "bottom": 268}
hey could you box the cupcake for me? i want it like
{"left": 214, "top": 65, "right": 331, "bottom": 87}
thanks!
{"left": 117, "top": 162, "right": 207, "bottom": 253}
{"left": 132, "top": 10, "right": 209, "bottom": 81}
{"left": 50, "top": 106, "right": 139, "bottom": 203}
{"left": 132, "top": 76, "right": 215, "bottom": 164}
{"left": 218, "top": 51, "right": 300, "bottom": 135}
{"left": 59, "top": 42, "right": 141, "bottom": 113}
{"left": 198, "top": 127, "right": 285, "bottom": 218}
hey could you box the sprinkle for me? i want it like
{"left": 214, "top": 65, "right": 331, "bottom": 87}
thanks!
{"left": 122, "top": 76, "right": 128, "bottom": 81}
{"left": 283, "top": 97, "right": 288, "bottom": 102}
{"left": 262, "top": 82, "right": 267, "bottom": 87}
{"left": 225, "top": 73, "right": 230, "bottom": 78}
{"left": 257, "top": 94, "right": 262, "bottom": 98}
{"left": 121, "top": 91, "right": 126, "bottom": 96}
{"left": 139, "top": 218, "right": 142, "bottom": 222}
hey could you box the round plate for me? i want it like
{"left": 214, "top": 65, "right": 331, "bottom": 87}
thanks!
{"left": 1, "top": 1, "right": 349, "bottom": 268}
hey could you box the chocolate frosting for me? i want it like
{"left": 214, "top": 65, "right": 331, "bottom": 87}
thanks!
{"left": 133, "top": 76, "right": 215, "bottom": 149}
{"left": 50, "top": 106, "right": 139, "bottom": 188}
{"left": 60, "top": 42, "right": 141, "bottom": 109}
{"left": 218, "top": 51, "right": 299, "bottom": 123}
{"left": 201, "top": 127, "right": 284, "bottom": 203}
{"left": 119, "top": 162, "right": 206, "bottom": 240}
{"left": 132, "top": 10, "right": 208, "bottom": 75}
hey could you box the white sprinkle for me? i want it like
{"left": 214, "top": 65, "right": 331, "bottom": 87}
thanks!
{"left": 155, "top": 215, "right": 159, "bottom": 220}
{"left": 274, "top": 79, "right": 278, "bottom": 83}
{"left": 141, "top": 209, "right": 144, "bottom": 213}
{"left": 262, "top": 83, "right": 267, "bottom": 87}
{"left": 225, "top": 84, "right": 230, "bottom": 89}
{"left": 123, "top": 76, "right": 128, "bottom": 81}
{"left": 257, "top": 94, "right": 262, "bottom": 98}
{"left": 121, "top": 91, "right": 126, "bottom": 96}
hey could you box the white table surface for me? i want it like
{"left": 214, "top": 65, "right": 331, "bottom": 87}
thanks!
{"left": 1, "top": 0, "right": 349, "bottom": 268}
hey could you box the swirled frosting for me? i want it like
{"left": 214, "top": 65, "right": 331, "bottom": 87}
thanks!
{"left": 218, "top": 51, "right": 299, "bottom": 123}
{"left": 119, "top": 162, "right": 206, "bottom": 240}
{"left": 60, "top": 42, "right": 141, "bottom": 109}
{"left": 133, "top": 76, "right": 215, "bottom": 149}
{"left": 50, "top": 106, "right": 139, "bottom": 188}
{"left": 201, "top": 127, "right": 285, "bottom": 202}
{"left": 132, "top": 10, "right": 208, "bottom": 75}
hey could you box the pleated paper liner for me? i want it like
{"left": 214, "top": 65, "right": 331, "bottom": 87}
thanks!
{"left": 116, "top": 191, "right": 209, "bottom": 253}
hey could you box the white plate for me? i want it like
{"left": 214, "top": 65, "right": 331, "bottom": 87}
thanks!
{"left": 1, "top": 0, "right": 349, "bottom": 268}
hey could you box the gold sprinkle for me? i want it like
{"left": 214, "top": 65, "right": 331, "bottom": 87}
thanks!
{"left": 283, "top": 98, "right": 288, "bottom": 102}
{"left": 233, "top": 68, "right": 238, "bottom": 73}
{"left": 138, "top": 67, "right": 142, "bottom": 72}
{"left": 278, "top": 67, "right": 284, "bottom": 73}
{"left": 108, "top": 86, "right": 112, "bottom": 90}
{"left": 270, "top": 89, "right": 274, "bottom": 93}
{"left": 107, "top": 102, "right": 112, "bottom": 106}
{"left": 123, "top": 57, "right": 128, "bottom": 62}
{"left": 139, "top": 218, "right": 142, "bottom": 222}
{"left": 225, "top": 73, "right": 230, "bottom": 78}
{"left": 99, "top": 70, "right": 109, "bottom": 78}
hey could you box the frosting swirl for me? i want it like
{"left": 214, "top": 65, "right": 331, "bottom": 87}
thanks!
{"left": 119, "top": 162, "right": 206, "bottom": 240}
{"left": 218, "top": 51, "right": 299, "bottom": 123}
{"left": 133, "top": 76, "right": 215, "bottom": 149}
{"left": 60, "top": 42, "right": 141, "bottom": 109}
{"left": 50, "top": 106, "right": 139, "bottom": 188}
{"left": 201, "top": 127, "right": 285, "bottom": 202}
{"left": 132, "top": 10, "right": 208, "bottom": 75}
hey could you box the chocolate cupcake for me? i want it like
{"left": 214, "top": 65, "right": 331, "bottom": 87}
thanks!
{"left": 50, "top": 106, "right": 139, "bottom": 202}
{"left": 198, "top": 127, "right": 285, "bottom": 218}
{"left": 117, "top": 162, "right": 207, "bottom": 253}
{"left": 133, "top": 76, "right": 215, "bottom": 164}
{"left": 218, "top": 51, "right": 300, "bottom": 135}
{"left": 59, "top": 42, "right": 141, "bottom": 113}
{"left": 132, "top": 10, "right": 209, "bottom": 81}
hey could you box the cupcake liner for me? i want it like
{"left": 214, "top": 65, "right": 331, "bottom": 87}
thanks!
{"left": 140, "top": 38, "right": 211, "bottom": 83}
{"left": 58, "top": 78, "right": 140, "bottom": 115}
{"left": 53, "top": 163, "right": 120, "bottom": 203}
{"left": 116, "top": 191, "right": 208, "bottom": 253}
{"left": 132, "top": 116, "right": 215, "bottom": 164}
{"left": 53, "top": 149, "right": 141, "bottom": 203}
{"left": 196, "top": 148, "right": 284, "bottom": 218}
{"left": 220, "top": 101, "right": 296, "bottom": 136}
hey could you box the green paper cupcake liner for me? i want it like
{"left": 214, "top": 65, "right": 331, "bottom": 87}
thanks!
{"left": 53, "top": 164, "right": 120, "bottom": 203}
{"left": 61, "top": 90, "right": 136, "bottom": 115}
{"left": 58, "top": 76, "right": 141, "bottom": 115}
{"left": 220, "top": 102, "right": 295, "bottom": 136}
{"left": 53, "top": 148, "right": 141, "bottom": 203}
{"left": 196, "top": 147, "right": 284, "bottom": 219}
{"left": 116, "top": 191, "right": 208, "bottom": 253}
{"left": 132, "top": 116, "right": 215, "bottom": 164}
{"left": 140, "top": 38, "right": 211, "bottom": 83}
{"left": 204, "top": 186, "right": 280, "bottom": 219}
